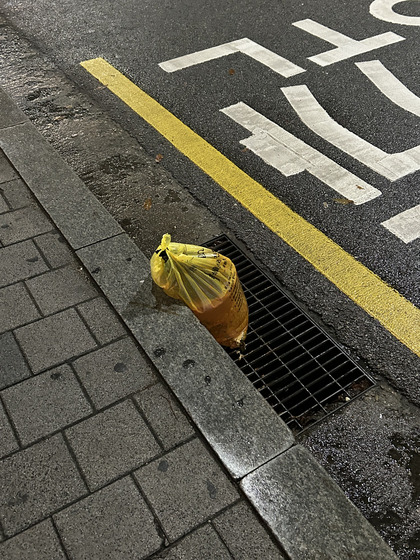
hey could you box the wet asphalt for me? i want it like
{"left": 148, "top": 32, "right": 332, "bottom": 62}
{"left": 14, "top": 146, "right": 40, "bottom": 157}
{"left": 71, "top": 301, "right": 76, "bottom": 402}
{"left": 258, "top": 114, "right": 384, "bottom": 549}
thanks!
{"left": 0, "top": 3, "right": 419, "bottom": 558}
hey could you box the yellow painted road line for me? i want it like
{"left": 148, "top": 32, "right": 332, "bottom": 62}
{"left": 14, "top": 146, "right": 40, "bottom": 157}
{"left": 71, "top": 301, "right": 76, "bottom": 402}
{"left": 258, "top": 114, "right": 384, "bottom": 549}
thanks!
{"left": 81, "top": 57, "right": 420, "bottom": 356}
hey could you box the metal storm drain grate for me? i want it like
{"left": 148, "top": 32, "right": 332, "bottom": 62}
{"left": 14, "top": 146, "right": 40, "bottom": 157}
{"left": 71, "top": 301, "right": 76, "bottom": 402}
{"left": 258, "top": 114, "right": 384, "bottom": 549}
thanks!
{"left": 204, "top": 235, "right": 375, "bottom": 433}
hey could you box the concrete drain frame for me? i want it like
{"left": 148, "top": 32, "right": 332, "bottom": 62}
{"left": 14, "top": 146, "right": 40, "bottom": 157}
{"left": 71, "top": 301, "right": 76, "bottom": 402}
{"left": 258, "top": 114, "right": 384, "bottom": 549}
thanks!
{"left": 204, "top": 234, "right": 375, "bottom": 434}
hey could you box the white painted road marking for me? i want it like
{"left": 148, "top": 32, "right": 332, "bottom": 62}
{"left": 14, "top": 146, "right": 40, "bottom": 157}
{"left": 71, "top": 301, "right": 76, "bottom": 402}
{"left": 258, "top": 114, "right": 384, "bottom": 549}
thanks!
{"left": 356, "top": 60, "right": 420, "bottom": 117}
{"left": 159, "top": 38, "right": 305, "bottom": 77}
{"left": 292, "top": 19, "right": 405, "bottom": 66}
{"left": 159, "top": 21, "right": 417, "bottom": 243}
{"left": 370, "top": 0, "right": 420, "bottom": 26}
{"left": 220, "top": 102, "right": 381, "bottom": 204}
{"left": 382, "top": 204, "right": 420, "bottom": 242}
{"left": 282, "top": 84, "right": 420, "bottom": 181}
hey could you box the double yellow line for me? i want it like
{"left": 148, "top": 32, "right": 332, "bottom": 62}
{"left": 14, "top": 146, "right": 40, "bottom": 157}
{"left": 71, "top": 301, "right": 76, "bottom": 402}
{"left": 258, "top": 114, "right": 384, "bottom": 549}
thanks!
{"left": 81, "top": 57, "right": 420, "bottom": 356}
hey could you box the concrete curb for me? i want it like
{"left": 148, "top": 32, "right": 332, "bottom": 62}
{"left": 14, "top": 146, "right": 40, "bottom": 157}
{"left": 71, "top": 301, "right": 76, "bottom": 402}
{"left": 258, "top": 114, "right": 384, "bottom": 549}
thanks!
{"left": 0, "top": 87, "right": 399, "bottom": 559}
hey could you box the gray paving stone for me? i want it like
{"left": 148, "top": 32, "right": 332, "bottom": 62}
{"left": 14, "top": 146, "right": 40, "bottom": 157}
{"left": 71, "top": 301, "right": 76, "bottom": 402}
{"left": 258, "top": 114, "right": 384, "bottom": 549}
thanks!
{"left": 54, "top": 476, "right": 162, "bottom": 560}
{"left": 162, "top": 524, "right": 231, "bottom": 559}
{"left": 0, "top": 401, "right": 18, "bottom": 459}
{"left": 241, "top": 445, "right": 399, "bottom": 560}
{"left": 0, "top": 179, "right": 34, "bottom": 210}
{"left": 76, "top": 233, "right": 163, "bottom": 316}
{"left": 0, "top": 89, "right": 28, "bottom": 128}
{"left": 0, "top": 434, "right": 87, "bottom": 536}
{"left": 0, "top": 205, "right": 53, "bottom": 245}
{"left": 0, "top": 283, "right": 41, "bottom": 334}
{"left": 15, "top": 309, "right": 97, "bottom": 373}
{"left": 77, "top": 297, "right": 127, "bottom": 345}
{"left": 135, "top": 438, "right": 239, "bottom": 541}
{"left": 34, "top": 231, "right": 74, "bottom": 268}
{"left": 134, "top": 382, "right": 195, "bottom": 449}
{"left": 77, "top": 234, "right": 295, "bottom": 479}
{"left": 26, "top": 266, "right": 97, "bottom": 315}
{"left": 0, "top": 519, "right": 67, "bottom": 560}
{"left": 0, "top": 332, "right": 31, "bottom": 389}
{"left": 0, "top": 239, "right": 48, "bottom": 287}
{"left": 72, "top": 337, "right": 157, "bottom": 409}
{"left": 0, "top": 151, "right": 18, "bottom": 184}
{"left": 0, "top": 123, "right": 123, "bottom": 250}
{"left": 66, "top": 399, "right": 160, "bottom": 490}
{"left": 2, "top": 364, "right": 92, "bottom": 445}
{"left": 0, "top": 194, "right": 8, "bottom": 213}
{"left": 213, "top": 501, "right": 286, "bottom": 559}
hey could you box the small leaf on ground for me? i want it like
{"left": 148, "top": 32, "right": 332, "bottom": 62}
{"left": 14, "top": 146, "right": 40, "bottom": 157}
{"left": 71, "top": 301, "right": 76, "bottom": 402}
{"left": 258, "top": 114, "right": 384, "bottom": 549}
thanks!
{"left": 334, "top": 198, "right": 354, "bottom": 205}
{"left": 143, "top": 198, "right": 152, "bottom": 210}
{"left": 155, "top": 153, "right": 163, "bottom": 163}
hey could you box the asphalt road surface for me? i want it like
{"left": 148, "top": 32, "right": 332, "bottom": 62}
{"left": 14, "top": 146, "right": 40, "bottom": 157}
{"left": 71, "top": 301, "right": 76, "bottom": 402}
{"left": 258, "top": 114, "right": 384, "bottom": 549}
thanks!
{"left": 2, "top": 0, "right": 419, "bottom": 386}
{"left": 1, "top": 2, "right": 419, "bottom": 556}
{"left": 1, "top": 0, "right": 419, "bottom": 299}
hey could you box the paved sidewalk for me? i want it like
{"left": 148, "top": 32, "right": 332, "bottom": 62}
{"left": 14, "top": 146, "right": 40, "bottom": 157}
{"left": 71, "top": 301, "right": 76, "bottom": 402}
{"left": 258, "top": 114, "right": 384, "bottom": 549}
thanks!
{"left": 0, "top": 150, "right": 287, "bottom": 557}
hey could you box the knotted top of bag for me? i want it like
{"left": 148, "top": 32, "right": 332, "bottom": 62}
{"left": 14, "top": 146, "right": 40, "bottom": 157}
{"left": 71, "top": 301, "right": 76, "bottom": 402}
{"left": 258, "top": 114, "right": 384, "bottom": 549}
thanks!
{"left": 150, "top": 233, "right": 236, "bottom": 313}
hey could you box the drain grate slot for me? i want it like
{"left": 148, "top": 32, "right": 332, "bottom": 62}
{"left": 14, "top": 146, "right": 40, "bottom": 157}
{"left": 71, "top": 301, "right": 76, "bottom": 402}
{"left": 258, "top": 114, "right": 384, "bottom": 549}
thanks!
{"left": 204, "top": 235, "right": 375, "bottom": 433}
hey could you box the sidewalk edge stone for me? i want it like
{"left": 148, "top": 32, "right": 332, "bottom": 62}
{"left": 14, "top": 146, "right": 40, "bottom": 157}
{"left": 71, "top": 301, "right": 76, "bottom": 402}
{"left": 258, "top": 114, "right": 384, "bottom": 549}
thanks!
{"left": 240, "top": 445, "right": 398, "bottom": 560}
{"left": 76, "top": 234, "right": 295, "bottom": 479}
{"left": 0, "top": 122, "right": 122, "bottom": 249}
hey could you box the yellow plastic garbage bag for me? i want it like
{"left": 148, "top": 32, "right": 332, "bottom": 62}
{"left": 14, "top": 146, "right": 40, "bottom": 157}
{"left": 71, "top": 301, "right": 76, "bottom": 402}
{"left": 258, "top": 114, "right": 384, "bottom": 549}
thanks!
{"left": 150, "top": 234, "right": 248, "bottom": 349}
